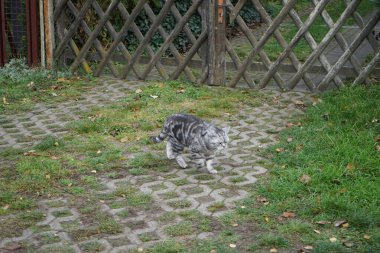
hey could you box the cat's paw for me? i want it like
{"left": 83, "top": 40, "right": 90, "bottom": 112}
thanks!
{"left": 176, "top": 157, "right": 188, "bottom": 169}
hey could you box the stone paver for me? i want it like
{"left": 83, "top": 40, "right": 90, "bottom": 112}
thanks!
{"left": 0, "top": 78, "right": 310, "bottom": 252}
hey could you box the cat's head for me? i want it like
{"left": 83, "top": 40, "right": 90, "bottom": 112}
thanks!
{"left": 202, "top": 125, "right": 230, "bottom": 152}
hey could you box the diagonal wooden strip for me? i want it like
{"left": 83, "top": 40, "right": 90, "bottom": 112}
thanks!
{"left": 284, "top": 0, "right": 343, "bottom": 87}
{"left": 229, "top": 0, "right": 246, "bottom": 24}
{"left": 312, "top": 0, "right": 362, "bottom": 76}
{"left": 65, "top": 28, "right": 92, "bottom": 73}
{"left": 318, "top": 11, "right": 380, "bottom": 90}
{"left": 287, "top": 0, "right": 361, "bottom": 90}
{"left": 54, "top": 0, "right": 94, "bottom": 57}
{"left": 143, "top": 4, "right": 195, "bottom": 82}
{"left": 70, "top": 0, "right": 121, "bottom": 72}
{"left": 116, "top": 3, "right": 166, "bottom": 79}
{"left": 259, "top": 0, "right": 330, "bottom": 90}
{"left": 94, "top": 0, "right": 147, "bottom": 77}
{"left": 120, "top": 0, "right": 175, "bottom": 79}
{"left": 66, "top": 1, "right": 119, "bottom": 77}
{"left": 251, "top": 0, "right": 315, "bottom": 90}
{"left": 228, "top": 0, "right": 296, "bottom": 88}
{"left": 225, "top": 38, "right": 256, "bottom": 87}
{"left": 171, "top": 5, "right": 196, "bottom": 44}
{"left": 170, "top": 30, "right": 207, "bottom": 80}
{"left": 92, "top": 1, "right": 140, "bottom": 78}
{"left": 225, "top": 0, "right": 285, "bottom": 89}
{"left": 139, "top": 0, "right": 202, "bottom": 80}
{"left": 353, "top": 47, "right": 380, "bottom": 85}
{"left": 53, "top": 0, "right": 69, "bottom": 20}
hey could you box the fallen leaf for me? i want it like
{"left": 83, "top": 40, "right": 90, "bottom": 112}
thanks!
{"left": 120, "top": 137, "right": 129, "bottom": 143}
{"left": 329, "top": 237, "right": 337, "bottom": 243}
{"left": 296, "top": 144, "right": 303, "bottom": 152}
{"left": 264, "top": 216, "right": 270, "bottom": 222}
{"left": 176, "top": 89, "right": 186, "bottom": 93}
{"left": 2, "top": 204, "right": 9, "bottom": 210}
{"left": 282, "top": 211, "right": 296, "bottom": 218}
{"left": 137, "top": 247, "right": 144, "bottom": 252}
{"left": 135, "top": 88, "right": 143, "bottom": 94}
{"left": 68, "top": 183, "right": 73, "bottom": 187}
{"left": 343, "top": 241, "right": 354, "bottom": 248}
{"left": 3, "top": 97, "right": 10, "bottom": 105}
{"left": 229, "top": 243, "right": 236, "bottom": 248}
{"left": 346, "top": 163, "right": 355, "bottom": 171}
{"left": 300, "top": 174, "right": 311, "bottom": 184}
{"left": 210, "top": 250, "right": 217, "bottom": 253}
{"left": 304, "top": 245, "right": 313, "bottom": 250}
{"left": 286, "top": 122, "right": 296, "bottom": 128}
{"left": 376, "top": 135, "right": 380, "bottom": 142}
{"left": 276, "top": 148, "right": 285, "bottom": 153}
{"left": 45, "top": 174, "right": 51, "bottom": 179}
{"left": 240, "top": 206, "right": 246, "bottom": 209}
{"left": 54, "top": 142, "right": 59, "bottom": 146}
{"left": 363, "top": 235, "right": 371, "bottom": 240}
{"left": 99, "top": 200, "right": 105, "bottom": 203}
{"left": 232, "top": 223, "right": 239, "bottom": 227}
{"left": 295, "top": 100, "right": 305, "bottom": 106}
{"left": 270, "top": 248, "right": 278, "bottom": 253}
{"left": 97, "top": 150, "right": 102, "bottom": 154}
{"left": 376, "top": 145, "right": 380, "bottom": 151}
{"left": 4, "top": 243, "right": 22, "bottom": 251}
{"left": 342, "top": 223, "right": 349, "bottom": 228}
{"left": 313, "top": 229, "right": 321, "bottom": 234}
{"left": 150, "top": 95, "right": 158, "bottom": 99}
{"left": 287, "top": 137, "right": 293, "bottom": 143}
{"left": 334, "top": 220, "right": 346, "bottom": 227}
{"left": 256, "top": 196, "right": 269, "bottom": 204}
{"left": 57, "top": 77, "right": 69, "bottom": 82}
{"left": 51, "top": 92, "right": 58, "bottom": 97}
{"left": 316, "top": 220, "right": 331, "bottom": 225}
{"left": 91, "top": 170, "right": 97, "bottom": 173}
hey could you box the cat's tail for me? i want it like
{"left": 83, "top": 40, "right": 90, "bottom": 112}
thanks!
{"left": 150, "top": 131, "right": 168, "bottom": 143}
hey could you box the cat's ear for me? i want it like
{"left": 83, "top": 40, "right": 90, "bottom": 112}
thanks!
{"left": 223, "top": 126, "right": 230, "bottom": 134}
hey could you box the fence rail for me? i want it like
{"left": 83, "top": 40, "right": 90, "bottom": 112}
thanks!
{"left": 54, "top": 0, "right": 380, "bottom": 91}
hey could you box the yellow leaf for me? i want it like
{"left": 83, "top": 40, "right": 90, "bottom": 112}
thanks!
{"left": 135, "top": 88, "right": 143, "bottom": 94}
{"left": 264, "top": 216, "right": 270, "bottom": 222}
{"left": 45, "top": 174, "right": 51, "bottom": 179}
{"left": 232, "top": 223, "right": 239, "bottom": 227}
{"left": 229, "top": 244, "right": 236, "bottom": 248}
{"left": 329, "top": 237, "right": 337, "bottom": 243}
{"left": 3, "top": 97, "right": 9, "bottom": 105}
{"left": 270, "top": 248, "right": 278, "bottom": 253}
{"left": 342, "top": 223, "right": 349, "bottom": 228}
{"left": 120, "top": 137, "right": 129, "bottom": 143}
{"left": 304, "top": 245, "right": 313, "bottom": 250}
{"left": 363, "top": 235, "right": 371, "bottom": 240}
{"left": 91, "top": 170, "right": 97, "bottom": 173}
{"left": 137, "top": 247, "right": 144, "bottom": 252}
{"left": 313, "top": 229, "right": 321, "bottom": 234}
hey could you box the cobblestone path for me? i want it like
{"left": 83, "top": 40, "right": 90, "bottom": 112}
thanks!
{"left": 0, "top": 78, "right": 310, "bottom": 252}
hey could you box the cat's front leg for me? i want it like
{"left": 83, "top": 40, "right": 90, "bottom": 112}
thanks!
{"left": 205, "top": 156, "right": 217, "bottom": 174}
{"left": 191, "top": 152, "right": 205, "bottom": 169}
{"left": 167, "top": 141, "right": 187, "bottom": 168}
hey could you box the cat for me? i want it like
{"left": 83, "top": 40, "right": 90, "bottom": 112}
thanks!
{"left": 151, "top": 114, "right": 230, "bottom": 174}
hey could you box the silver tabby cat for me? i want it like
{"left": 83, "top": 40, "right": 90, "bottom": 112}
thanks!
{"left": 151, "top": 114, "right": 230, "bottom": 174}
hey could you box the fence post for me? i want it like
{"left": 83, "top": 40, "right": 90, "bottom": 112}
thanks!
{"left": 207, "top": 0, "right": 226, "bottom": 85}
{"left": 0, "top": 0, "right": 6, "bottom": 66}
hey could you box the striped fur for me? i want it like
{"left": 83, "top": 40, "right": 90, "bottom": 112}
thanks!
{"left": 151, "top": 114, "right": 230, "bottom": 174}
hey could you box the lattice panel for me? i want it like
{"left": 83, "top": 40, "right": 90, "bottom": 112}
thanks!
{"left": 225, "top": 0, "right": 380, "bottom": 91}
{"left": 54, "top": 0, "right": 208, "bottom": 82}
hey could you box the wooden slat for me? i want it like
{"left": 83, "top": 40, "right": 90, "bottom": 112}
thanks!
{"left": 284, "top": 0, "right": 344, "bottom": 87}
{"left": 143, "top": 4, "right": 195, "bottom": 81}
{"left": 54, "top": 0, "right": 94, "bottom": 57}
{"left": 225, "top": 38, "right": 255, "bottom": 87}
{"left": 226, "top": 0, "right": 285, "bottom": 89}
{"left": 116, "top": 3, "right": 164, "bottom": 79}
{"left": 259, "top": 0, "right": 331, "bottom": 90}
{"left": 120, "top": 0, "right": 175, "bottom": 79}
{"left": 139, "top": 0, "right": 202, "bottom": 80}
{"left": 287, "top": 0, "right": 361, "bottom": 90}
{"left": 170, "top": 30, "right": 207, "bottom": 80}
{"left": 66, "top": 1, "right": 119, "bottom": 76}
{"left": 94, "top": 0, "right": 147, "bottom": 77}
{"left": 353, "top": 48, "right": 380, "bottom": 85}
{"left": 228, "top": 0, "right": 297, "bottom": 88}
{"left": 318, "top": 11, "right": 380, "bottom": 90}
{"left": 312, "top": 0, "right": 362, "bottom": 77}
{"left": 251, "top": 0, "right": 315, "bottom": 90}
{"left": 53, "top": 0, "right": 69, "bottom": 20}
{"left": 69, "top": 0, "right": 120, "bottom": 72}
{"left": 229, "top": 0, "right": 246, "bottom": 24}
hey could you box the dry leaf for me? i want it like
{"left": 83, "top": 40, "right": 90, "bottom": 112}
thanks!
{"left": 270, "top": 248, "right": 278, "bottom": 253}
{"left": 375, "top": 135, "right": 380, "bottom": 142}
{"left": 150, "top": 95, "right": 158, "bottom": 99}
{"left": 45, "top": 174, "right": 51, "bottom": 179}
{"left": 99, "top": 200, "right": 105, "bottom": 203}
{"left": 264, "top": 216, "right": 270, "bottom": 222}
{"left": 363, "top": 235, "right": 371, "bottom": 240}
{"left": 282, "top": 211, "right": 296, "bottom": 218}
{"left": 342, "top": 223, "right": 349, "bottom": 228}
{"left": 232, "top": 223, "right": 239, "bottom": 227}
{"left": 296, "top": 144, "right": 303, "bottom": 152}
{"left": 91, "top": 170, "right": 97, "bottom": 173}
{"left": 97, "top": 150, "right": 102, "bottom": 154}
{"left": 300, "top": 174, "right": 311, "bottom": 184}
{"left": 313, "top": 229, "right": 321, "bottom": 234}
{"left": 295, "top": 100, "right": 305, "bottom": 106}
{"left": 334, "top": 220, "right": 346, "bottom": 227}
{"left": 135, "top": 88, "right": 143, "bottom": 94}
{"left": 256, "top": 196, "right": 269, "bottom": 204}
{"left": 304, "top": 245, "right": 313, "bottom": 250}
{"left": 346, "top": 163, "right": 355, "bottom": 171}
{"left": 57, "top": 77, "right": 69, "bottom": 82}
{"left": 376, "top": 145, "right": 380, "bottom": 151}
{"left": 51, "top": 92, "right": 58, "bottom": 97}
{"left": 137, "top": 247, "right": 144, "bottom": 252}
{"left": 68, "top": 183, "right": 73, "bottom": 187}
{"left": 276, "top": 148, "right": 285, "bottom": 153}
{"left": 240, "top": 206, "right": 246, "bottom": 209}
{"left": 120, "top": 137, "right": 129, "bottom": 143}
{"left": 176, "top": 89, "right": 186, "bottom": 94}
{"left": 329, "top": 237, "right": 337, "bottom": 243}
{"left": 343, "top": 241, "right": 354, "bottom": 248}
{"left": 3, "top": 97, "right": 9, "bottom": 105}
{"left": 287, "top": 137, "right": 293, "bottom": 143}
{"left": 316, "top": 220, "right": 331, "bottom": 225}
{"left": 2, "top": 204, "right": 9, "bottom": 210}
{"left": 229, "top": 243, "right": 236, "bottom": 248}
{"left": 210, "top": 250, "right": 217, "bottom": 253}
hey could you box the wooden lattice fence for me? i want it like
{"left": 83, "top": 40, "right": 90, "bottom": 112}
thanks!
{"left": 54, "top": 0, "right": 380, "bottom": 91}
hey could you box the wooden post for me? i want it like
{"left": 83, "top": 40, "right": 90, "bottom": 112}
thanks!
{"left": 208, "top": 0, "right": 226, "bottom": 86}
{"left": 0, "top": 0, "right": 6, "bottom": 66}
{"left": 44, "top": 0, "right": 54, "bottom": 68}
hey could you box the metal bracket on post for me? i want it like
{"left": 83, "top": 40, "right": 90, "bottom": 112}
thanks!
{"left": 218, "top": 0, "right": 225, "bottom": 24}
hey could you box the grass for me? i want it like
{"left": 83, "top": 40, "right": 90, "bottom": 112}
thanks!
{"left": 219, "top": 84, "right": 380, "bottom": 252}
{"left": 0, "top": 58, "right": 95, "bottom": 114}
